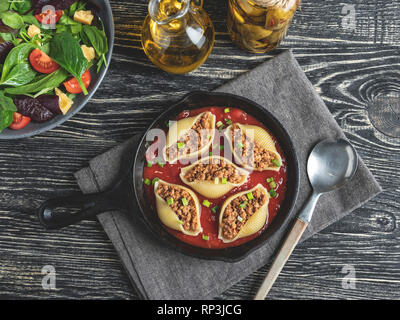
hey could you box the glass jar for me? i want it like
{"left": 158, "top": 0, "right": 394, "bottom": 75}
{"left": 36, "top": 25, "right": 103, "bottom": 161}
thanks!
{"left": 141, "top": 0, "right": 215, "bottom": 74}
{"left": 228, "top": 0, "right": 298, "bottom": 53}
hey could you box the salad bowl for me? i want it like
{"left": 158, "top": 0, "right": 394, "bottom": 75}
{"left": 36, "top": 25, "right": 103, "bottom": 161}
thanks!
{"left": 0, "top": 0, "right": 114, "bottom": 140}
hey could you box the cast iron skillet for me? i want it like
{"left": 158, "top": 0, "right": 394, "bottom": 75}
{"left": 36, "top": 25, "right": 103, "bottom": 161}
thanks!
{"left": 38, "top": 91, "right": 300, "bottom": 262}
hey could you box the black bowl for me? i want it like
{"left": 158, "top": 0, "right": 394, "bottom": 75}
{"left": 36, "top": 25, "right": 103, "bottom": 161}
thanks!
{"left": 0, "top": 0, "right": 114, "bottom": 140}
{"left": 133, "top": 91, "right": 300, "bottom": 262}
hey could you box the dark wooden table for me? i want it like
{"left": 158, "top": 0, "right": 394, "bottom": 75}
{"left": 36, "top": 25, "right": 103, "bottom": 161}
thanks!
{"left": 1, "top": 0, "right": 399, "bottom": 300}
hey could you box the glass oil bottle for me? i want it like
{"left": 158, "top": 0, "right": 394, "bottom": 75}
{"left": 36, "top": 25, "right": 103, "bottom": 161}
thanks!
{"left": 141, "top": 0, "right": 215, "bottom": 74}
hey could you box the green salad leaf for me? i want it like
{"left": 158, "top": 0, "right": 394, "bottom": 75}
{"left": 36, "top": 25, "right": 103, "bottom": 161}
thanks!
{"left": 4, "top": 68, "right": 69, "bottom": 95}
{"left": 0, "top": 2, "right": 10, "bottom": 12}
{"left": 0, "top": 90, "right": 17, "bottom": 133}
{"left": 0, "top": 43, "right": 35, "bottom": 85}
{"left": 0, "top": 62, "right": 36, "bottom": 86}
{"left": 22, "top": 13, "right": 40, "bottom": 27}
{"left": 0, "top": 11, "right": 24, "bottom": 29}
{"left": 0, "top": 32, "right": 18, "bottom": 45}
{"left": 68, "top": 1, "right": 86, "bottom": 17}
{"left": 81, "top": 25, "right": 108, "bottom": 72}
{"left": 9, "top": 0, "right": 32, "bottom": 14}
{"left": 49, "top": 31, "right": 89, "bottom": 95}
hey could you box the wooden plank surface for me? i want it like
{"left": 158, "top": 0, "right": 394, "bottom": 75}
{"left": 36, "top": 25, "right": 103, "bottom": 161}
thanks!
{"left": 0, "top": 0, "right": 399, "bottom": 299}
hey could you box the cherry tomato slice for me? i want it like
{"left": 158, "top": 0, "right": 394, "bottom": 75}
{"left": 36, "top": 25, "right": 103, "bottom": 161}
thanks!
{"left": 35, "top": 10, "right": 63, "bottom": 25}
{"left": 63, "top": 70, "right": 91, "bottom": 94}
{"left": 29, "top": 48, "right": 60, "bottom": 74}
{"left": 9, "top": 113, "right": 31, "bottom": 130}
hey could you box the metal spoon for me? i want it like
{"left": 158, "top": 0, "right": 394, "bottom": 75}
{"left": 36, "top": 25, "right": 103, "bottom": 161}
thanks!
{"left": 254, "top": 138, "right": 358, "bottom": 300}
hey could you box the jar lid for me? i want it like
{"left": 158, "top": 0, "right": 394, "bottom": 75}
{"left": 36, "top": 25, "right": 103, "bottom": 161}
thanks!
{"left": 251, "top": 0, "right": 297, "bottom": 10}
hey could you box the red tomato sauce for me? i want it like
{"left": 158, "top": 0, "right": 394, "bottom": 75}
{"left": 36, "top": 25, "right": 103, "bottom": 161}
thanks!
{"left": 143, "top": 107, "right": 287, "bottom": 249}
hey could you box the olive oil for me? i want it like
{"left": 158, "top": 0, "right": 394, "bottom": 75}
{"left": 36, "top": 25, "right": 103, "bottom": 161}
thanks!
{"left": 228, "top": 0, "right": 297, "bottom": 53}
{"left": 141, "top": 0, "right": 215, "bottom": 74}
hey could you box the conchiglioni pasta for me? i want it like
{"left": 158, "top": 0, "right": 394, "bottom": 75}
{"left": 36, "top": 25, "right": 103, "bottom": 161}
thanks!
{"left": 143, "top": 106, "right": 288, "bottom": 249}
{"left": 163, "top": 111, "right": 216, "bottom": 162}
{"left": 154, "top": 179, "right": 202, "bottom": 236}
{"left": 224, "top": 123, "right": 282, "bottom": 171}
{"left": 180, "top": 156, "right": 249, "bottom": 199}
{"left": 218, "top": 184, "right": 270, "bottom": 243}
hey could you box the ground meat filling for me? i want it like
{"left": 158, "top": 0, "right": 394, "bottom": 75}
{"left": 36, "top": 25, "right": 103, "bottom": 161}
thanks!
{"left": 166, "top": 112, "right": 213, "bottom": 160}
{"left": 156, "top": 183, "right": 198, "bottom": 232}
{"left": 221, "top": 188, "right": 268, "bottom": 240}
{"left": 183, "top": 158, "right": 245, "bottom": 184}
{"left": 231, "top": 124, "right": 279, "bottom": 171}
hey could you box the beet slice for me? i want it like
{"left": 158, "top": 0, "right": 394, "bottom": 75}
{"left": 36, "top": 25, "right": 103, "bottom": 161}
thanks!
{"left": 14, "top": 96, "right": 55, "bottom": 123}
{"left": 36, "top": 94, "right": 62, "bottom": 115}
{"left": 0, "top": 41, "right": 14, "bottom": 64}
{"left": 32, "top": 0, "right": 78, "bottom": 13}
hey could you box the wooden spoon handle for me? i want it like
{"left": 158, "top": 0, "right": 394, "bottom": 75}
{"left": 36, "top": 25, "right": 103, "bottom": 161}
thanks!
{"left": 254, "top": 218, "right": 308, "bottom": 300}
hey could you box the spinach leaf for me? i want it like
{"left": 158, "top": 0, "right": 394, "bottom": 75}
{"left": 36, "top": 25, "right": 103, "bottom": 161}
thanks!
{"left": 0, "top": 2, "right": 10, "bottom": 12}
{"left": 0, "top": 43, "right": 35, "bottom": 83}
{"left": 22, "top": 14, "right": 41, "bottom": 27}
{"left": 0, "top": 62, "right": 36, "bottom": 86}
{"left": 49, "top": 31, "right": 89, "bottom": 95}
{"left": 0, "top": 90, "right": 17, "bottom": 132}
{"left": 4, "top": 68, "right": 68, "bottom": 95}
{"left": 10, "top": 0, "right": 32, "bottom": 14}
{"left": 1, "top": 43, "right": 34, "bottom": 82}
{"left": 0, "top": 32, "right": 18, "bottom": 45}
{"left": 81, "top": 25, "right": 108, "bottom": 72}
{"left": 0, "top": 11, "right": 24, "bottom": 30}
{"left": 57, "top": 14, "right": 82, "bottom": 34}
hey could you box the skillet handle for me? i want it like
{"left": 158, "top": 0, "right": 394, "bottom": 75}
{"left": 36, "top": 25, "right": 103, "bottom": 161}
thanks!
{"left": 38, "top": 193, "right": 118, "bottom": 230}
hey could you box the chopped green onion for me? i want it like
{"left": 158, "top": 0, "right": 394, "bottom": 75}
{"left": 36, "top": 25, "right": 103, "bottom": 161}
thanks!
{"left": 178, "top": 220, "right": 184, "bottom": 225}
{"left": 266, "top": 177, "right": 274, "bottom": 183}
{"left": 236, "top": 143, "right": 244, "bottom": 149}
{"left": 272, "top": 159, "right": 281, "bottom": 167}
{"left": 224, "top": 108, "right": 230, "bottom": 113}
{"left": 167, "top": 198, "right": 174, "bottom": 205}
{"left": 214, "top": 178, "right": 219, "bottom": 184}
{"left": 225, "top": 119, "right": 233, "bottom": 125}
{"left": 239, "top": 201, "right": 247, "bottom": 209}
{"left": 156, "top": 159, "right": 164, "bottom": 167}
{"left": 207, "top": 134, "right": 211, "bottom": 140}
{"left": 247, "top": 192, "right": 254, "bottom": 200}
{"left": 221, "top": 177, "right": 227, "bottom": 184}
{"left": 219, "top": 145, "right": 224, "bottom": 151}
{"left": 202, "top": 200, "right": 211, "bottom": 207}
{"left": 211, "top": 206, "right": 219, "bottom": 214}
{"left": 269, "top": 181, "right": 277, "bottom": 189}
{"left": 237, "top": 216, "right": 243, "bottom": 222}
{"left": 177, "top": 142, "right": 185, "bottom": 149}
{"left": 218, "top": 126, "right": 225, "bottom": 132}
{"left": 152, "top": 177, "right": 160, "bottom": 185}
{"left": 144, "top": 178, "right": 151, "bottom": 185}
{"left": 269, "top": 189, "right": 277, "bottom": 198}
{"left": 167, "top": 122, "right": 170, "bottom": 127}
{"left": 209, "top": 151, "right": 213, "bottom": 156}
{"left": 147, "top": 161, "right": 152, "bottom": 168}
{"left": 202, "top": 234, "right": 209, "bottom": 241}
{"left": 216, "top": 121, "right": 223, "bottom": 128}
{"left": 181, "top": 198, "right": 188, "bottom": 206}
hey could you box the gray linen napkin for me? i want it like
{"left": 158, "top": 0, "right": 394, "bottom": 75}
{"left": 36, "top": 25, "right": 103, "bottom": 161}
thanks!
{"left": 74, "top": 50, "right": 382, "bottom": 300}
